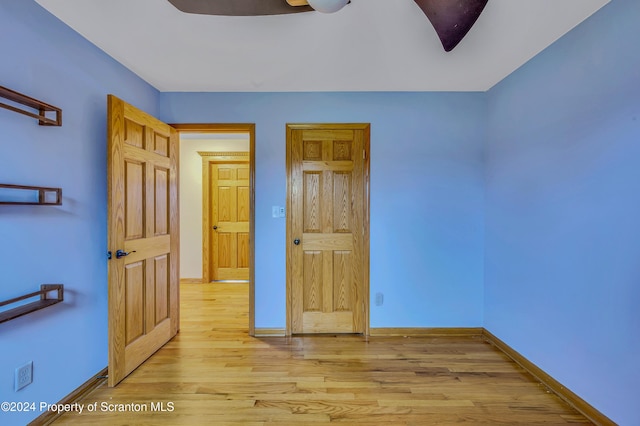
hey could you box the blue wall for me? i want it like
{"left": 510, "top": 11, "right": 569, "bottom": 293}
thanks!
{"left": 485, "top": 0, "right": 640, "bottom": 424}
{"left": 0, "top": 1, "right": 159, "bottom": 424}
{"left": 160, "top": 92, "right": 486, "bottom": 329}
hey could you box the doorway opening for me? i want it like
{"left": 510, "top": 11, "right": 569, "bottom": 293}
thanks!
{"left": 174, "top": 124, "right": 255, "bottom": 336}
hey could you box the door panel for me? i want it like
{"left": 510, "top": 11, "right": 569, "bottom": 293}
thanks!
{"left": 154, "top": 167, "right": 170, "bottom": 235}
{"left": 125, "top": 262, "right": 144, "bottom": 344}
{"left": 287, "top": 124, "right": 370, "bottom": 335}
{"left": 125, "top": 161, "right": 144, "bottom": 239}
{"left": 108, "top": 95, "right": 179, "bottom": 387}
{"left": 238, "top": 233, "right": 250, "bottom": 268}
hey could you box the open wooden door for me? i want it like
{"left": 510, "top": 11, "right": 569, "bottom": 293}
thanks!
{"left": 107, "top": 95, "right": 179, "bottom": 386}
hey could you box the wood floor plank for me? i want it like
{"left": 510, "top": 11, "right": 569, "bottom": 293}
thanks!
{"left": 50, "top": 283, "right": 593, "bottom": 425}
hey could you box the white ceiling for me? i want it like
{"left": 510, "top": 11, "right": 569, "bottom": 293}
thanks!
{"left": 35, "top": 0, "right": 609, "bottom": 92}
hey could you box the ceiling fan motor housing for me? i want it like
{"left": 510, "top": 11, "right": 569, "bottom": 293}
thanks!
{"left": 307, "top": 0, "right": 350, "bottom": 14}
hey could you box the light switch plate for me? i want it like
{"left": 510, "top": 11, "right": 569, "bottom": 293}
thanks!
{"left": 272, "top": 206, "right": 285, "bottom": 218}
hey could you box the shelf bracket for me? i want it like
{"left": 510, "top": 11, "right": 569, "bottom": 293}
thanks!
{"left": 0, "top": 86, "right": 62, "bottom": 126}
{"left": 0, "top": 183, "right": 62, "bottom": 205}
{"left": 0, "top": 284, "right": 64, "bottom": 324}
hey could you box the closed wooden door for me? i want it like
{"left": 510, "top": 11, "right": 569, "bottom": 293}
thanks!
{"left": 107, "top": 95, "right": 179, "bottom": 386}
{"left": 210, "top": 162, "right": 250, "bottom": 280}
{"left": 287, "top": 124, "right": 370, "bottom": 335}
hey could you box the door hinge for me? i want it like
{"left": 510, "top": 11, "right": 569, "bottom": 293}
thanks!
{"left": 363, "top": 149, "right": 366, "bottom": 160}
{"left": 107, "top": 251, "right": 112, "bottom": 260}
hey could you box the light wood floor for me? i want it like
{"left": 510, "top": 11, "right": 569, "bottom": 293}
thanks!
{"left": 52, "top": 283, "right": 591, "bottom": 425}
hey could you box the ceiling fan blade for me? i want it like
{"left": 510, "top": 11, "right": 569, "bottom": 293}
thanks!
{"left": 414, "top": 0, "right": 488, "bottom": 51}
{"left": 168, "top": 0, "right": 313, "bottom": 16}
{"left": 286, "top": 0, "right": 310, "bottom": 5}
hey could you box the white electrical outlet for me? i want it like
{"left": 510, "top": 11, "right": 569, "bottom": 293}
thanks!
{"left": 15, "top": 361, "right": 33, "bottom": 391}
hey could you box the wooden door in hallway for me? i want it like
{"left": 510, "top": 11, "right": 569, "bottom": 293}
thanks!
{"left": 286, "top": 124, "right": 370, "bottom": 335}
{"left": 107, "top": 95, "right": 179, "bottom": 386}
{"left": 206, "top": 156, "right": 250, "bottom": 281}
